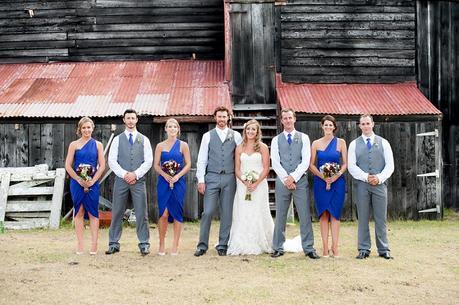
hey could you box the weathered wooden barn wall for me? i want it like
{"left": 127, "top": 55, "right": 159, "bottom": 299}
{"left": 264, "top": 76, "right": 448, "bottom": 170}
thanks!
{"left": 416, "top": 0, "right": 459, "bottom": 210}
{"left": 0, "top": 0, "right": 224, "bottom": 63}
{"left": 278, "top": 0, "right": 416, "bottom": 83}
{"left": 296, "top": 116, "right": 442, "bottom": 220}
{"left": 0, "top": 118, "right": 208, "bottom": 222}
{"left": 229, "top": 0, "right": 276, "bottom": 104}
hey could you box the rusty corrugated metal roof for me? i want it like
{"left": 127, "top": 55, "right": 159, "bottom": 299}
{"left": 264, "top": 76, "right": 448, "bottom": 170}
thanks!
{"left": 277, "top": 82, "right": 441, "bottom": 116}
{"left": 0, "top": 60, "right": 230, "bottom": 118}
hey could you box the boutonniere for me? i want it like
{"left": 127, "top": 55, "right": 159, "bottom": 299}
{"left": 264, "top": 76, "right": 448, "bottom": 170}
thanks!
{"left": 373, "top": 140, "right": 378, "bottom": 148}
{"left": 293, "top": 133, "right": 299, "bottom": 144}
{"left": 136, "top": 137, "right": 142, "bottom": 144}
{"left": 225, "top": 132, "right": 233, "bottom": 142}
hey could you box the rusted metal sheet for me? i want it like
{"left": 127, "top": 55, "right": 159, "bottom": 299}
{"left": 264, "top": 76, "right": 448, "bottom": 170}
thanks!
{"left": 0, "top": 60, "right": 230, "bottom": 118}
{"left": 277, "top": 82, "right": 442, "bottom": 116}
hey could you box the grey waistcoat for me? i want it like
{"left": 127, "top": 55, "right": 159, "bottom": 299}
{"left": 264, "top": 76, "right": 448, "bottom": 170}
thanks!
{"left": 206, "top": 128, "right": 236, "bottom": 174}
{"left": 278, "top": 132, "right": 303, "bottom": 173}
{"left": 355, "top": 135, "right": 385, "bottom": 175}
{"left": 117, "top": 133, "right": 145, "bottom": 176}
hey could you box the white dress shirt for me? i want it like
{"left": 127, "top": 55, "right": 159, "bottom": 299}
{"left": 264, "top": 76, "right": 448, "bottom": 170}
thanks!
{"left": 108, "top": 129, "right": 153, "bottom": 180}
{"left": 196, "top": 127, "right": 242, "bottom": 183}
{"left": 270, "top": 130, "right": 311, "bottom": 182}
{"left": 348, "top": 133, "right": 394, "bottom": 184}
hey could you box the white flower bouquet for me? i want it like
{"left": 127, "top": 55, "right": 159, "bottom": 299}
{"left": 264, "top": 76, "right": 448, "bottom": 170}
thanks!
{"left": 241, "top": 170, "right": 259, "bottom": 201}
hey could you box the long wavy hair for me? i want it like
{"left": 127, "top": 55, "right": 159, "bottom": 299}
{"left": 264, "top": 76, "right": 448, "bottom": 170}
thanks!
{"left": 242, "top": 119, "right": 262, "bottom": 152}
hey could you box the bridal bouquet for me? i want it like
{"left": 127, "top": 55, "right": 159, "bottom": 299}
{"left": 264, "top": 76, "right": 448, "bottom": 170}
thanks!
{"left": 162, "top": 160, "right": 180, "bottom": 189}
{"left": 76, "top": 163, "right": 94, "bottom": 193}
{"left": 241, "top": 170, "right": 259, "bottom": 201}
{"left": 319, "top": 162, "right": 341, "bottom": 191}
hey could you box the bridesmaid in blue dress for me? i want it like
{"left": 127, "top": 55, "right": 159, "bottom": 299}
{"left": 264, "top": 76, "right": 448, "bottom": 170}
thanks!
{"left": 65, "top": 117, "right": 105, "bottom": 255}
{"left": 153, "top": 118, "right": 191, "bottom": 255}
{"left": 309, "top": 115, "right": 347, "bottom": 257}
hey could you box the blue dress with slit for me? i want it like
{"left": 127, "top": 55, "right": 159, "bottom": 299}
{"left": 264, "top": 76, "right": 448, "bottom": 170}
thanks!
{"left": 313, "top": 137, "right": 345, "bottom": 220}
{"left": 70, "top": 138, "right": 99, "bottom": 219}
{"left": 157, "top": 139, "right": 186, "bottom": 223}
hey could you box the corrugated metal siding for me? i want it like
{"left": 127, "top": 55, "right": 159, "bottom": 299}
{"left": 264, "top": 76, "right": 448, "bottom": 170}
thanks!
{"left": 277, "top": 82, "right": 442, "bottom": 116}
{"left": 0, "top": 60, "right": 230, "bottom": 118}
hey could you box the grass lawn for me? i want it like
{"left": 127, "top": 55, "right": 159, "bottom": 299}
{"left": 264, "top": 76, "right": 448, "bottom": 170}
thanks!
{"left": 0, "top": 213, "right": 458, "bottom": 305}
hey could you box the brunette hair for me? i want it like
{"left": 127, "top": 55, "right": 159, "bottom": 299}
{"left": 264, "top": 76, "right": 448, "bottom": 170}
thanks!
{"left": 213, "top": 106, "right": 231, "bottom": 117}
{"left": 76, "top": 117, "right": 95, "bottom": 137}
{"left": 321, "top": 115, "right": 338, "bottom": 134}
{"left": 242, "top": 119, "right": 262, "bottom": 152}
{"left": 123, "top": 108, "right": 138, "bottom": 118}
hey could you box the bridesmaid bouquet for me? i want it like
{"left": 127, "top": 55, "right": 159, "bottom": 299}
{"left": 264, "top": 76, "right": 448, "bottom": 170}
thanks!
{"left": 241, "top": 170, "right": 259, "bottom": 201}
{"left": 319, "top": 162, "right": 341, "bottom": 191}
{"left": 76, "top": 163, "right": 94, "bottom": 193}
{"left": 162, "top": 160, "right": 180, "bottom": 189}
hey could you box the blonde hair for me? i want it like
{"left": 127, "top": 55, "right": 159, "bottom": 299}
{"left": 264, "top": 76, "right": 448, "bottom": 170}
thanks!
{"left": 76, "top": 117, "right": 95, "bottom": 137}
{"left": 242, "top": 119, "right": 262, "bottom": 152}
{"left": 165, "top": 118, "right": 181, "bottom": 137}
{"left": 280, "top": 108, "right": 296, "bottom": 119}
{"left": 360, "top": 114, "right": 374, "bottom": 123}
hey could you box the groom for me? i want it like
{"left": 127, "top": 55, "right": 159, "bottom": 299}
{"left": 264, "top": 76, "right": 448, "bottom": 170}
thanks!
{"left": 106, "top": 109, "right": 153, "bottom": 256}
{"left": 270, "top": 108, "right": 319, "bottom": 259}
{"left": 194, "top": 106, "right": 242, "bottom": 256}
{"left": 348, "top": 114, "right": 394, "bottom": 259}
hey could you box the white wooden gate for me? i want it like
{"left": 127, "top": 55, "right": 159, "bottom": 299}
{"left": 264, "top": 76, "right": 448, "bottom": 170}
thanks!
{"left": 0, "top": 164, "right": 65, "bottom": 230}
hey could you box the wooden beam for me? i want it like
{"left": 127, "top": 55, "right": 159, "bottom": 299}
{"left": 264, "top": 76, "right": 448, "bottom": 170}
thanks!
{"left": 8, "top": 187, "right": 54, "bottom": 196}
{"left": 4, "top": 219, "right": 49, "bottom": 230}
{"left": 49, "top": 168, "right": 65, "bottom": 229}
{"left": 0, "top": 173, "right": 11, "bottom": 222}
{"left": 5, "top": 201, "right": 52, "bottom": 212}
{"left": 8, "top": 212, "right": 50, "bottom": 218}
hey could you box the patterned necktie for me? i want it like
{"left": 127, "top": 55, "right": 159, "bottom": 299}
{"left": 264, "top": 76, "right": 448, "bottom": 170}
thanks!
{"left": 129, "top": 133, "right": 134, "bottom": 145}
{"left": 287, "top": 133, "right": 292, "bottom": 145}
{"left": 366, "top": 138, "right": 372, "bottom": 150}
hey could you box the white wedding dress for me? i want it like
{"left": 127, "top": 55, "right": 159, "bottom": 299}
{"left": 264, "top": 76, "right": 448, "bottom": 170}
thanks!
{"left": 227, "top": 152, "right": 274, "bottom": 255}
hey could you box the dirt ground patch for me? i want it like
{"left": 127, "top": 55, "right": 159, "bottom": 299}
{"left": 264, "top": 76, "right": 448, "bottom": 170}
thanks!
{"left": 0, "top": 216, "right": 458, "bottom": 305}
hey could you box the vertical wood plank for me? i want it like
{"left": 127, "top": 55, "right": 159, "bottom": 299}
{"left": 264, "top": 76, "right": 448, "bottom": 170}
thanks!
{"left": 15, "top": 124, "right": 29, "bottom": 167}
{"left": 49, "top": 168, "right": 65, "bottom": 229}
{"left": 41, "top": 124, "right": 54, "bottom": 169}
{"left": 29, "top": 123, "right": 41, "bottom": 166}
{"left": 5, "top": 124, "right": 17, "bottom": 167}
{"left": 52, "top": 124, "right": 65, "bottom": 169}
{"left": 0, "top": 124, "right": 6, "bottom": 167}
{"left": 0, "top": 173, "right": 11, "bottom": 222}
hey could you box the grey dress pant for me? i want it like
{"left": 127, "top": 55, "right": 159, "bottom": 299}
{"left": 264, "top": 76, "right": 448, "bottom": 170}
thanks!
{"left": 355, "top": 180, "right": 390, "bottom": 255}
{"left": 197, "top": 172, "right": 236, "bottom": 251}
{"left": 272, "top": 175, "right": 315, "bottom": 254}
{"left": 108, "top": 177, "right": 150, "bottom": 249}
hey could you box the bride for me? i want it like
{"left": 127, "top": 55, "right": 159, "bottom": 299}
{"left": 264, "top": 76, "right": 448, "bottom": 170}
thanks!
{"left": 227, "top": 120, "right": 274, "bottom": 255}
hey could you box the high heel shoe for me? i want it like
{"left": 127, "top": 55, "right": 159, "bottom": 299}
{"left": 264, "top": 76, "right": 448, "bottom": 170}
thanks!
{"left": 157, "top": 252, "right": 166, "bottom": 256}
{"left": 89, "top": 251, "right": 97, "bottom": 256}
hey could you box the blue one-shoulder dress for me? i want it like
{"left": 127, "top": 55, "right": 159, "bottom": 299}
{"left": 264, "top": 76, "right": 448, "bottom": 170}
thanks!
{"left": 313, "top": 137, "right": 345, "bottom": 220}
{"left": 70, "top": 138, "right": 99, "bottom": 219}
{"left": 157, "top": 139, "right": 186, "bottom": 223}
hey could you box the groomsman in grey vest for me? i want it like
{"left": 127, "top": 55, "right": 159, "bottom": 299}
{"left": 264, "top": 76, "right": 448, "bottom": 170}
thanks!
{"left": 106, "top": 109, "right": 153, "bottom": 256}
{"left": 348, "top": 114, "right": 394, "bottom": 259}
{"left": 194, "top": 106, "right": 242, "bottom": 256}
{"left": 271, "top": 108, "right": 319, "bottom": 259}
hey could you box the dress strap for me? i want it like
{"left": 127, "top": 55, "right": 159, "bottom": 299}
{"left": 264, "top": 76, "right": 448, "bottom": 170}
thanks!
{"left": 171, "top": 139, "right": 181, "bottom": 152}
{"left": 324, "top": 137, "right": 337, "bottom": 152}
